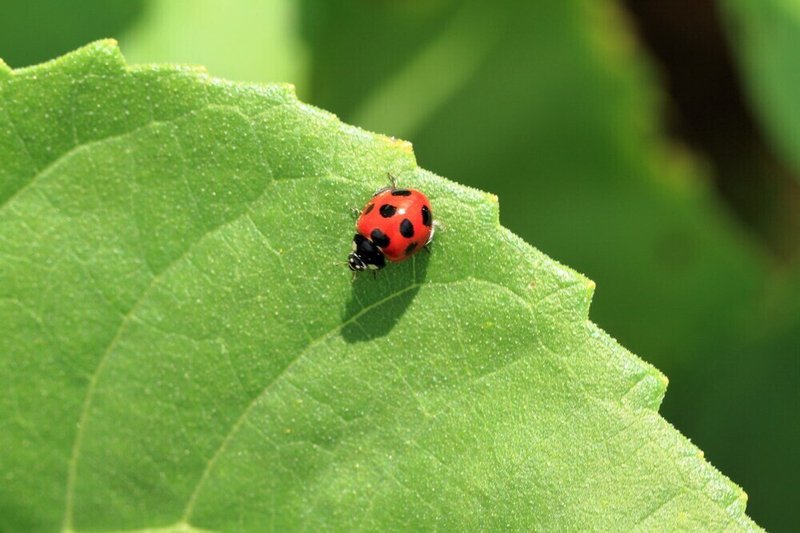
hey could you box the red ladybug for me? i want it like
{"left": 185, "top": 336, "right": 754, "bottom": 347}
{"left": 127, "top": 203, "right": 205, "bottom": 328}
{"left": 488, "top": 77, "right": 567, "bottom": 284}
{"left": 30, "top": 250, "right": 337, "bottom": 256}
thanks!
{"left": 348, "top": 178, "right": 434, "bottom": 273}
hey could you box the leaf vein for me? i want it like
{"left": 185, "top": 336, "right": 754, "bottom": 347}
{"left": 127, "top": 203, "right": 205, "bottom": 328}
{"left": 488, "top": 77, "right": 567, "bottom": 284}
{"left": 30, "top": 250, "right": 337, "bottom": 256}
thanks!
{"left": 179, "top": 280, "right": 427, "bottom": 521}
{"left": 0, "top": 104, "right": 237, "bottom": 212}
{"left": 58, "top": 161, "right": 354, "bottom": 529}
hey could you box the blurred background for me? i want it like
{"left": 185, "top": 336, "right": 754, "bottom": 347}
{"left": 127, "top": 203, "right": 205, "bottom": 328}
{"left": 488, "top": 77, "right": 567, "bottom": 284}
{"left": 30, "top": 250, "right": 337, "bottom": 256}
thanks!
{"left": 2, "top": 0, "right": 797, "bottom": 530}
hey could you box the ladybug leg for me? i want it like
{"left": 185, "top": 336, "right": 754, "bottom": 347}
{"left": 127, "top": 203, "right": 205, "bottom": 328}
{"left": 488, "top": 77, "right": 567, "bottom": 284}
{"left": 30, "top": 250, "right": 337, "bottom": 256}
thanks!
{"left": 372, "top": 185, "right": 393, "bottom": 197}
{"left": 426, "top": 221, "right": 438, "bottom": 244}
{"left": 371, "top": 173, "right": 398, "bottom": 197}
{"left": 423, "top": 220, "right": 440, "bottom": 253}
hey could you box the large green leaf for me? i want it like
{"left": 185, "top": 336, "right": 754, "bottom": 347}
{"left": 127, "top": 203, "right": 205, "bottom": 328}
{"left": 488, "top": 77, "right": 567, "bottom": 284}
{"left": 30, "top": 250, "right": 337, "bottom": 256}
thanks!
{"left": 302, "top": 0, "right": 769, "bottom": 372}
{"left": 722, "top": 0, "right": 800, "bottom": 184}
{"left": 0, "top": 41, "right": 758, "bottom": 531}
{"left": 301, "top": 2, "right": 798, "bottom": 529}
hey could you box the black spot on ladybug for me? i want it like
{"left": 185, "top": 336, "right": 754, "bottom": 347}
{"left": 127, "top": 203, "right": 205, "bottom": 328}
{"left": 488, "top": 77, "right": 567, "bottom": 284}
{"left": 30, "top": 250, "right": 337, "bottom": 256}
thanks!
{"left": 405, "top": 242, "right": 417, "bottom": 256}
{"left": 370, "top": 228, "right": 390, "bottom": 248}
{"left": 391, "top": 189, "right": 412, "bottom": 196}
{"left": 421, "top": 205, "right": 432, "bottom": 227}
{"left": 379, "top": 204, "right": 397, "bottom": 218}
{"left": 363, "top": 203, "right": 374, "bottom": 215}
{"left": 399, "top": 219, "right": 414, "bottom": 238}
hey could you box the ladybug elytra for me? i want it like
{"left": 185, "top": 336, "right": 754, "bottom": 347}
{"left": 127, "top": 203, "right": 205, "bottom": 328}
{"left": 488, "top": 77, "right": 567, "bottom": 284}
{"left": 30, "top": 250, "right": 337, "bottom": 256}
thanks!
{"left": 348, "top": 177, "right": 434, "bottom": 273}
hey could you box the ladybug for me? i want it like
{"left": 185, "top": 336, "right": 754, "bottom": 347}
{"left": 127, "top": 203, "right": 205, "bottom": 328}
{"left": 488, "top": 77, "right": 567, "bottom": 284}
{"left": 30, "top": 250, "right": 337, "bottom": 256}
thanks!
{"left": 348, "top": 177, "right": 434, "bottom": 273}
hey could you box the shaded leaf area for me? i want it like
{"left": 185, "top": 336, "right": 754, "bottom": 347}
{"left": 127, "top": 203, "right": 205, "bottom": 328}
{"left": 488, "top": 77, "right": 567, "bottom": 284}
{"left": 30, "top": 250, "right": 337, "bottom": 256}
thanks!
{"left": 0, "top": 43, "right": 758, "bottom": 531}
{"left": 0, "top": 0, "right": 145, "bottom": 68}
{"left": 301, "top": 1, "right": 797, "bottom": 529}
{"left": 668, "top": 311, "right": 800, "bottom": 530}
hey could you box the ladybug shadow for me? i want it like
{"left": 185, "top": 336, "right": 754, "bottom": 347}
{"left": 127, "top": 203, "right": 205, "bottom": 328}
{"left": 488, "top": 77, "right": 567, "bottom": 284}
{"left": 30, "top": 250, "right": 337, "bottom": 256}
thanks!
{"left": 341, "top": 252, "right": 430, "bottom": 343}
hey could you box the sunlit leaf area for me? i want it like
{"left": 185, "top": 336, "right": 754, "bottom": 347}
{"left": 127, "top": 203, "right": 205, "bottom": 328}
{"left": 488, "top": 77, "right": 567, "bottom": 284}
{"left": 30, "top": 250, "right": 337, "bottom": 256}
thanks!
{"left": 1, "top": 1, "right": 797, "bottom": 531}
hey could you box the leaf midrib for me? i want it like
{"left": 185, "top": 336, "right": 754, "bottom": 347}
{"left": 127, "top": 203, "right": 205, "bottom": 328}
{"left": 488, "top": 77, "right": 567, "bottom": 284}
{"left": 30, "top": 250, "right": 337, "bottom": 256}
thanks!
{"left": 175, "top": 274, "right": 534, "bottom": 525}
{"left": 0, "top": 103, "right": 213, "bottom": 212}
{"left": 51, "top": 104, "right": 357, "bottom": 529}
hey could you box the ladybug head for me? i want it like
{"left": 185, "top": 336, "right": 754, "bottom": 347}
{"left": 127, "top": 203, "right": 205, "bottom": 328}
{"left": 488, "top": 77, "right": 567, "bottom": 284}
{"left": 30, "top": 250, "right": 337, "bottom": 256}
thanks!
{"left": 348, "top": 234, "right": 386, "bottom": 272}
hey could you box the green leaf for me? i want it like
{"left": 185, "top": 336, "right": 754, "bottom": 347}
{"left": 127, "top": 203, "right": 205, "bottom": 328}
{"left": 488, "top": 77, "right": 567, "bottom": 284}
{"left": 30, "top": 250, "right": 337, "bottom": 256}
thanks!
{"left": 300, "top": 5, "right": 800, "bottom": 528}
{"left": 1, "top": 41, "right": 759, "bottom": 531}
{"left": 722, "top": 0, "right": 800, "bottom": 183}
{"left": 301, "top": 0, "right": 770, "bottom": 370}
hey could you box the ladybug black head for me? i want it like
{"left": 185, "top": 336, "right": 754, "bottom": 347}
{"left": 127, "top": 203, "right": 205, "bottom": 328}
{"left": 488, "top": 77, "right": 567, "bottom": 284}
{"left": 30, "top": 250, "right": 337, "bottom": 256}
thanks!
{"left": 348, "top": 234, "right": 386, "bottom": 272}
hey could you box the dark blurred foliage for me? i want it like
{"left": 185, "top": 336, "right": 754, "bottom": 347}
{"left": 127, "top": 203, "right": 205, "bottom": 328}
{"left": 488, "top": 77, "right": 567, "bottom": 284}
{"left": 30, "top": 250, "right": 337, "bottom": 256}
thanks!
{"left": 1, "top": 0, "right": 797, "bottom": 530}
{"left": 626, "top": 0, "right": 800, "bottom": 261}
{"left": 0, "top": 0, "right": 144, "bottom": 68}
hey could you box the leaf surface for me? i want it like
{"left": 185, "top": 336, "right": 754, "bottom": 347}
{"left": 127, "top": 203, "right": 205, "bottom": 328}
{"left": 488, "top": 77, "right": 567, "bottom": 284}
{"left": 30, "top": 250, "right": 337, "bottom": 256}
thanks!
{"left": 299, "top": 5, "right": 800, "bottom": 528}
{"left": 302, "top": 0, "right": 771, "bottom": 370}
{"left": 0, "top": 42, "right": 759, "bottom": 531}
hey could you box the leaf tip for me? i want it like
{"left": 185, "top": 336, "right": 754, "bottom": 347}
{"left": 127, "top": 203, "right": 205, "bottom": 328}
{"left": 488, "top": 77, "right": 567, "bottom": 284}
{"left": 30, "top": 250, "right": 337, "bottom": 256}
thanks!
{"left": 651, "top": 371, "right": 669, "bottom": 408}
{"left": 380, "top": 134, "right": 413, "bottom": 154}
{"left": 482, "top": 191, "right": 501, "bottom": 221}
{"left": 99, "top": 37, "right": 120, "bottom": 49}
{"left": 630, "top": 364, "right": 668, "bottom": 410}
{"left": 583, "top": 277, "right": 596, "bottom": 296}
{"left": 78, "top": 38, "right": 125, "bottom": 65}
{"left": 90, "top": 38, "right": 126, "bottom": 62}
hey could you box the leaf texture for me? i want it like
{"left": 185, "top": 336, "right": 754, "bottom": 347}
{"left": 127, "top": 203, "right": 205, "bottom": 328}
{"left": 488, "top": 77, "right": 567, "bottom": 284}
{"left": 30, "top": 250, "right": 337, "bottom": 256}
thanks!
{"left": 0, "top": 41, "right": 759, "bottom": 531}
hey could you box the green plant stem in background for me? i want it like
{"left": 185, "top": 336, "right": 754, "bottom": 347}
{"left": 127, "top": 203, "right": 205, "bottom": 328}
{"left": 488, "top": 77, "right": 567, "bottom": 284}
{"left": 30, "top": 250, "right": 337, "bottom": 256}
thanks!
{"left": 0, "top": 42, "right": 760, "bottom": 531}
{"left": 351, "top": 1, "right": 502, "bottom": 139}
{"left": 120, "top": 0, "right": 309, "bottom": 90}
